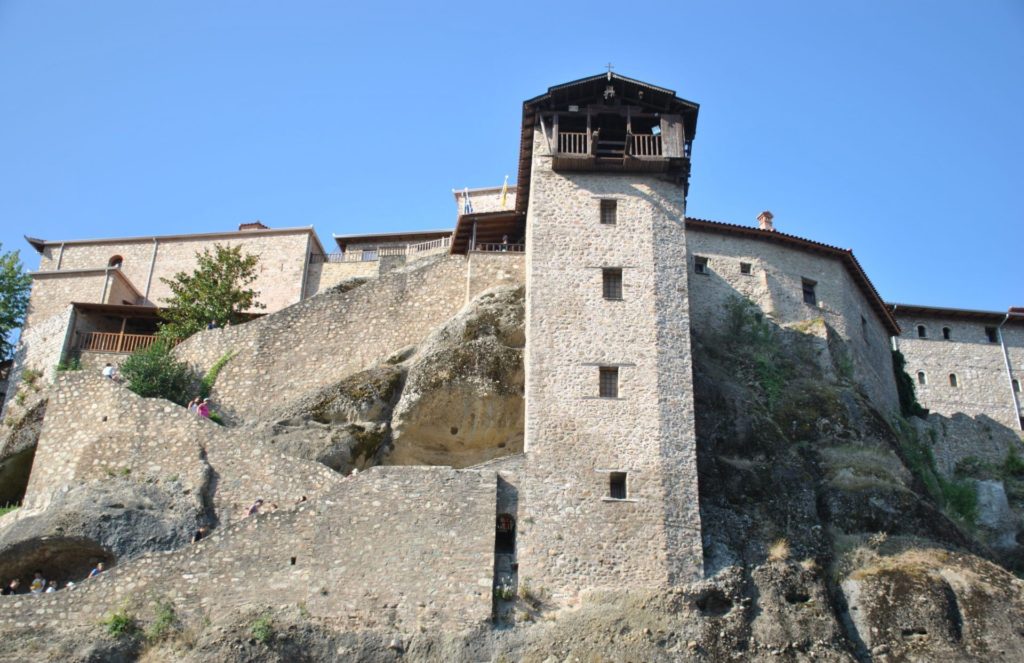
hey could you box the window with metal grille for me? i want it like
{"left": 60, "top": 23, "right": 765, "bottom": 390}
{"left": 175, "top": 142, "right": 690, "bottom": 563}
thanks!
{"left": 599, "top": 367, "right": 619, "bottom": 398}
{"left": 802, "top": 278, "right": 817, "bottom": 306}
{"left": 949, "top": 373, "right": 959, "bottom": 388}
{"left": 603, "top": 268, "right": 622, "bottom": 300}
{"left": 694, "top": 256, "right": 708, "bottom": 275}
{"left": 740, "top": 262, "right": 752, "bottom": 275}
{"left": 609, "top": 472, "right": 627, "bottom": 500}
{"left": 600, "top": 199, "right": 617, "bottom": 225}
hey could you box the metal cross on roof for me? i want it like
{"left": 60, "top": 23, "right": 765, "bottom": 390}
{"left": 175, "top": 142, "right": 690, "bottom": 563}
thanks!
{"left": 605, "top": 62, "right": 614, "bottom": 79}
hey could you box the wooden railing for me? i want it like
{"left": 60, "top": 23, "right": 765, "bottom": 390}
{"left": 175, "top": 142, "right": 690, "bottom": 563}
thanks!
{"left": 472, "top": 243, "right": 525, "bottom": 253}
{"left": 557, "top": 132, "right": 590, "bottom": 155}
{"left": 408, "top": 236, "right": 452, "bottom": 253}
{"left": 77, "top": 331, "right": 159, "bottom": 354}
{"left": 629, "top": 133, "right": 662, "bottom": 157}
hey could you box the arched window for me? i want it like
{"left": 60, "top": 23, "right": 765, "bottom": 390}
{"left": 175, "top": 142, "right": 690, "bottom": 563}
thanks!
{"left": 949, "top": 373, "right": 959, "bottom": 388}
{"left": 917, "top": 325, "right": 927, "bottom": 338}
{"left": 917, "top": 371, "right": 927, "bottom": 386}
{"left": 108, "top": 255, "right": 124, "bottom": 268}
{"left": 942, "top": 327, "right": 951, "bottom": 340}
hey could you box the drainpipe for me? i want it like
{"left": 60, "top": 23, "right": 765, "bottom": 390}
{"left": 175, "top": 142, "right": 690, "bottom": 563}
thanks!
{"left": 100, "top": 268, "right": 111, "bottom": 303}
{"left": 891, "top": 304, "right": 900, "bottom": 352}
{"left": 997, "top": 314, "right": 1022, "bottom": 430}
{"left": 143, "top": 238, "right": 159, "bottom": 303}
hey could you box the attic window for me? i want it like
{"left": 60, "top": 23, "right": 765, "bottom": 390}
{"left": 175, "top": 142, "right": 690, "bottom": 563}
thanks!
{"left": 740, "top": 262, "right": 752, "bottom": 275}
{"left": 108, "top": 255, "right": 123, "bottom": 268}
{"left": 694, "top": 256, "right": 709, "bottom": 275}
{"left": 985, "top": 327, "right": 998, "bottom": 343}
{"left": 942, "top": 327, "right": 952, "bottom": 340}
{"left": 949, "top": 373, "right": 959, "bottom": 388}
{"left": 608, "top": 472, "right": 627, "bottom": 500}
{"left": 917, "top": 371, "right": 927, "bottom": 385}
{"left": 600, "top": 199, "right": 617, "bottom": 225}
{"left": 602, "top": 268, "right": 623, "bottom": 300}
{"left": 802, "top": 279, "right": 817, "bottom": 306}
{"left": 599, "top": 366, "right": 619, "bottom": 398}
{"left": 917, "top": 325, "right": 927, "bottom": 339}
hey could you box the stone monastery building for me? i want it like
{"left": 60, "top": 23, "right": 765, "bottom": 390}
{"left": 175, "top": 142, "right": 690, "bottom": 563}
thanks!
{"left": 3, "top": 73, "right": 1022, "bottom": 607}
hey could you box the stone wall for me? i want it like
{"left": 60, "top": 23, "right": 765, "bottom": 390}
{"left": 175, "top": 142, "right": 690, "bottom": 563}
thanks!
{"left": 466, "top": 252, "right": 526, "bottom": 301}
{"left": 519, "top": 127, "right": 702, "bottom": 602}
{"left": 686, "top": 229, "right": 900, "bottom": 414}
{"left": 174, "top": 253, "right": 525, "bottom": 425}
{"left": 21, "top": 373, "right": 342, "bottom": 523}
{"left": 103, "top": 269, "right": 141, "bottom": 306}
{"left": 303, "top": 259, "right": 379, "bottom": 298}
{"left": 24, "top": 271, "right": 108, "bottom": 327}
{"left": 1, "top": 307, "right": 74, "bottom": 414}
{"left": 0, "top": 466, "right": 496, "bottom": 634}
{"left": 895, "top": 315, "right": 1023, "bottom": 430}
{"left": 33, "top": 229, "right": 315, "bottom": 312}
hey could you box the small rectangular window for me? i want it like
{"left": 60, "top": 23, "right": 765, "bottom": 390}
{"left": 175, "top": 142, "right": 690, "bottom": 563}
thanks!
{"left": 917, "top": 325, "right": 927, "bottom": 339}
{"left": 917, "top": 371, "right": 927, "bottom": 385}
{"left": 740, "top": 262, "right": 752, "bottom": 275}
{"left": 599, "top": 366, "right": 619, "bottom": 398}
{"left": 1012, "top": 379, "right": 1020, "bottom": 393}
{"left": 600, "top": 199, "right": 617, "bottom": 225}
{"left": 942, "top": 327, "right": 952, "bottom": 340}
{"left": 602, "top": 268, "right": 623, "bottom": 300}
{"left": 949, "top": 373, "right": 959, "bottom": 388}
{"left": 609, "top": 472, "right": 627, "bottom": 500}
{"left": 985, "top": 326, "right": 998, "bottom": 343}
{"left": 861, "top": 315, "right": 869, "bottom": 344}
{"left": 694, "top": 256, "right": 709, "bottom": 275}
{"left": 802, "top": 278, "right": 817, "bottom": 306}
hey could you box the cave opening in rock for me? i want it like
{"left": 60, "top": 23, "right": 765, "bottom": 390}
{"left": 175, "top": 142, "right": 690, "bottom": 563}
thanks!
{"left": 0, "top": 536, "right": 115, "bottom": 588}
{"left": 0, "top": 446, "right": 36, "bottom": 508}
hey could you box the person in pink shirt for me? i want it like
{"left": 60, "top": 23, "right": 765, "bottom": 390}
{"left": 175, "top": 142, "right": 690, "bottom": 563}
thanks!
{"left": 197, "top": 398, "right": 211, "bottom": 418}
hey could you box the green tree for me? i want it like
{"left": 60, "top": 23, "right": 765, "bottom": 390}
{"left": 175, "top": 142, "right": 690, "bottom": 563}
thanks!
{"left": 0, "top": 244, "right": 32, "bottom": 360}
{"left": 158, "top": 244, "right": 264, "bottom": 341}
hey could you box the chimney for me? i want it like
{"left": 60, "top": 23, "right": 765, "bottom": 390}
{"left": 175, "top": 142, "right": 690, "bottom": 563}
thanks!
{"left": 757, "top": 210, "right": 774, "bottom": 231}
{"left": 238, "top": 221, "right": 269, "bottom": 231}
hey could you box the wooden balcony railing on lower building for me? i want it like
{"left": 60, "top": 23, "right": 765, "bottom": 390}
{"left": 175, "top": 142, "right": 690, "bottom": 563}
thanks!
{"left": 77, "top": 331, "right": 159, "bottom": 354}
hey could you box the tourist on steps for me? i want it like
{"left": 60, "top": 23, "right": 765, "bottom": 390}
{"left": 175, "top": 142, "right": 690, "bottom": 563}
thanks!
{"left": 197, "top": 398, "right": 211, "bottom": 418}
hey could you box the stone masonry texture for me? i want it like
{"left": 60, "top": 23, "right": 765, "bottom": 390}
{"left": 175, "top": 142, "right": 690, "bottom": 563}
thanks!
{"left": 519, "top": 127, "right": 702, "bottom": 603}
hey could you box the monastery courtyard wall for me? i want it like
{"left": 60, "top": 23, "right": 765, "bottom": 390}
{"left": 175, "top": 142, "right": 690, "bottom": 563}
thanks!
{"left": 686, "top": 228, "right": 900, "bottom": 415}
{"left": 175, "top": 252, "right": 524, "bottom": 424}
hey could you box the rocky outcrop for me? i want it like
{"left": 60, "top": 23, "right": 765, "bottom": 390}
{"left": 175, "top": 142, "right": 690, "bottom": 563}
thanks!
{"left": 389, "top": 286, "right": 525, "bottom": 467}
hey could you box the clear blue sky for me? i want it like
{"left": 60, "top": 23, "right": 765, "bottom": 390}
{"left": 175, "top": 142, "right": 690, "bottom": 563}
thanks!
{"left": 1, "top": 1, "right": 1021, "bottom": 311}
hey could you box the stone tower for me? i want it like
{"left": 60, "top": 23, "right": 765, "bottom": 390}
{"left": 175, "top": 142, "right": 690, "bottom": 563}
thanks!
{"left": 516, "top": 73, "right": 703, "bottom": 602}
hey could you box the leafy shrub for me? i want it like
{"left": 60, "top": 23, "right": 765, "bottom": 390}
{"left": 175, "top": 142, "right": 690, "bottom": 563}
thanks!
{"left": 0, "top": 504, "right": 19, "bottom": 517}
{"left": 250, "top": 613, "right": 274, "bottom": 644}
{"left": 120, "top": 341, "right": 194, "bottom": 406}
{"left": 941, "top": 479, "right": 978, "bottom": 524}
{"left": 208, "top": 412, "right": 224, "bottom": 426}
{"left": 146, "top": 600, "right": 179, "bottom": 642}
{"left": 1004, "top": 448, "right": 1024, "bottom": 477}
{"left": 20, "top": 368, "right": 40, "bottom": 384}
{"left": 101, "top": 607, "right": 138, "bottom": 638}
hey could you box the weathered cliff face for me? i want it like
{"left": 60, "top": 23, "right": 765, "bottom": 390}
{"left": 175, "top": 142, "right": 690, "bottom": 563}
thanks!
{"left": 389, "top": 286, "right": 525, "bottom": 467}
{"left": 261, "top": 285, "right": 526, "bottom": 472}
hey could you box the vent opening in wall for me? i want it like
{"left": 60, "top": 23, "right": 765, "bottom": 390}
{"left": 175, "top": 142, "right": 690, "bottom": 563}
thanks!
{"left": 917, "top": 325, "right": 927, "bottom": 338}
{"left": 602, "top": 268, "right": 623, "bottom": 300}
{"left": 694, "top": 256, "right": 708, "bottom": 275}
{"left": 609, "top": 472, "right": 627, "bottom": 500}
{"left": 917, "top": 371, "right": 927, "bottom": 386}
{"left": 949, "top": 373, "right": 959, "bottom": 388}
{"left": 740, "top": 262, "right": 752, "bottom": 275}
{"left": 802, "top": 278, "right": 817, "bottom": 306}
{"left": 600, "top": 199, "right": 617, "bottom": 225}
{"left": 599, "top": 366, "right": 619, "bottom": 398}
{"left": 942, "top": 327, "right": 952, "bottom": 340}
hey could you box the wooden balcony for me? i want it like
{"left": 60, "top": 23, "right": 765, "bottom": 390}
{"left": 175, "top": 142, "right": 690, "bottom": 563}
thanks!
{"left": 628, "top": 133, "right": 662, "bottom": 158}
{"left": 77, "top": 331, "right": 159, "bottom": 354}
